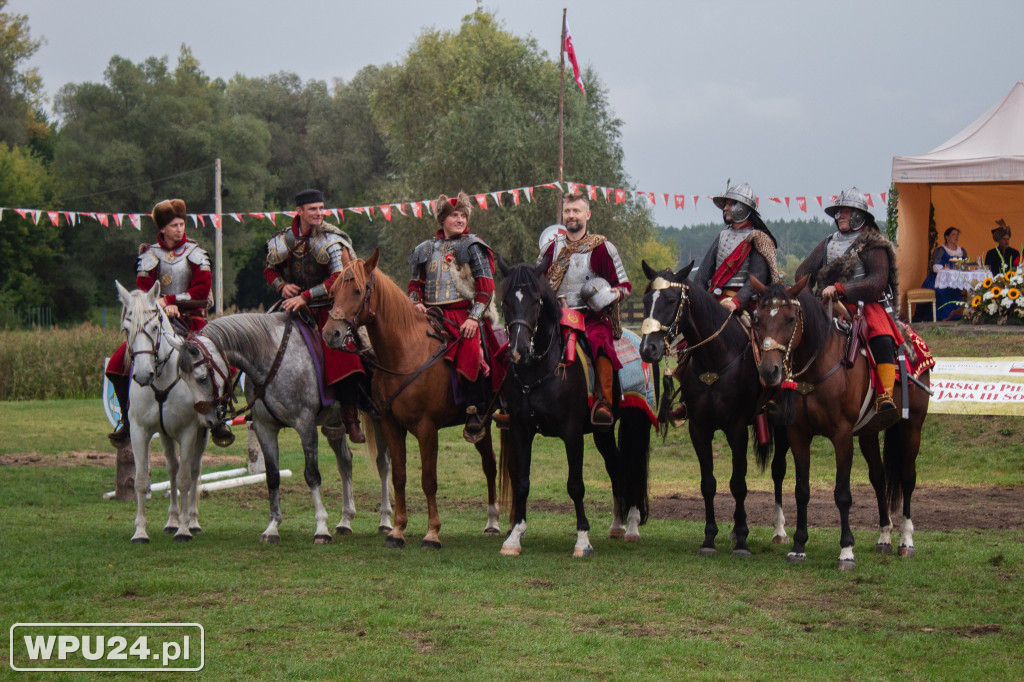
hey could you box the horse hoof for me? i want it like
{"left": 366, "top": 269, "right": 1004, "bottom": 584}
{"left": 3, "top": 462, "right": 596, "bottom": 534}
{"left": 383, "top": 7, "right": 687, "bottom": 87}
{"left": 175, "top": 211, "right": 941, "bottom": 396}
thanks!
{"left": 875, "top": 542, "right": 893, "bottom": 554}
{"left": 163, "top": 526, "right": 177, "bottom": 535}
{"left": 573, "top": 546, "right": 594, "bottom": 558}
{"left": 261, "top": 534, "right": 281, "bottom": 544}
{"left": 483, "top": 527, "right": 501, "bottom": 537}
{"left": 173, "top": 534, "right": 192, "bottom": 543}
{"left": 733, "top": 548, "right": 752, "bottom": 557}
{"left": 836, "top": 559, "right": 856, "bottom": 571}
{"left": 500, "top": 545, "right": 521, "bottom": 556}
{"left": 420, "top": 540, "right": 442, "bottom": 550}
{"left": 698, "top": 547, "right": 717, "bottom": 558}
{"left": 786, "top": 552, "right": 806, "bottom": 564}
{"left": 130, "top": 537, "right": 150, "bottom": 545}
{"left": 378, "top": 525, "right": 393, "bottom": 535}
{"left": 898, "top": 545, "right": 915, "bottom": 558}
{"left": 608, "top": 528, "right": 626, "bottom": 539}
{"left": 335, "top": 526, "right": 353, "bottom": 536}
{"left": 624, "top": 533, "right": 640, "bottom": 543}
{"left": 189, "top": 527, "right": 202, "bottom": 535}
{"left": 314, "top": 534, "right": 333, "bottom": 545}
{"left": 771, "top": 534, "right": 789, "bottom": 545}
{"left": 383, "top": 536, "right": 405, "bottom": 549}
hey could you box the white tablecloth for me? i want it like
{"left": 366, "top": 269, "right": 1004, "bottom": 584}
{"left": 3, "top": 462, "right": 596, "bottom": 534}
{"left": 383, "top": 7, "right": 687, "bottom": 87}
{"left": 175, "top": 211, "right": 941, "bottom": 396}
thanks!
{"left": 934, "top": 268, "right": 992, "bottom": 291}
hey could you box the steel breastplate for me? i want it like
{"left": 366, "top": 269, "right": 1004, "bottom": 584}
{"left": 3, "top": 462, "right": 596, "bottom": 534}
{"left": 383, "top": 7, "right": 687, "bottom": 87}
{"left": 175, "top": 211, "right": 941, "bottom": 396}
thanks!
{"left": 551, "top": 239, "right": 598, "bottom": 309}
{"left": 423, "top": 239, "right": 465, "bottom": 305}
{"left": 148, "top": 243, "right": 198, "bottom": 296}
{"left": 826, "top": 231, "right": 866, "bottom": 281}
{"left": 716, "top": 227, "right": 753, "bottom": 290}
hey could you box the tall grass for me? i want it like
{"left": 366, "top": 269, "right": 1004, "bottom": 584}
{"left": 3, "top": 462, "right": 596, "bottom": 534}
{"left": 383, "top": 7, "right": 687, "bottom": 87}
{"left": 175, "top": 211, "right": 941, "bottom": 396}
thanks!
{"left": 0, "top": 323, "right": 121, "bottom": 400}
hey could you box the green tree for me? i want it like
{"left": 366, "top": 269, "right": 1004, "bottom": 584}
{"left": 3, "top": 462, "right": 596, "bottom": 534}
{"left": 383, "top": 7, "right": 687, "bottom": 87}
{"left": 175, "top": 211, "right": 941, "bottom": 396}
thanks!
{"left": 0, "top": 0, "right": 47, "bottom": 148}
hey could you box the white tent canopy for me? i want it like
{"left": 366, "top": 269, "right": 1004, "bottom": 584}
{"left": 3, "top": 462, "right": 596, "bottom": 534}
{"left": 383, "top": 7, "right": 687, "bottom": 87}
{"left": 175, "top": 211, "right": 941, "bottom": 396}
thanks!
{"left": 892, "top": 81, "right": 1024, "bottom": 183}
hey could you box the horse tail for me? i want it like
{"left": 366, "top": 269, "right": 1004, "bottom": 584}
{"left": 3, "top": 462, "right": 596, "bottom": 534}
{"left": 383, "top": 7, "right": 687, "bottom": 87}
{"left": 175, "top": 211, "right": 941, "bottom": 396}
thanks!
{"left": 771, "top": 388, "right": 796, "bottom": 426}
{"left": 498, "top": 427, "right": 516, "bottom": 524}
{"left": 883, "top": 423, "right": 904, "bottom": 514}
{"left": 656, "top": 373, "right": 675, "bottom": 440}
{"left": 753, "top": 421, "right": 772, "bottom": 472}
{"left": 619, "top": 409, "right": 651, "bottom": 524}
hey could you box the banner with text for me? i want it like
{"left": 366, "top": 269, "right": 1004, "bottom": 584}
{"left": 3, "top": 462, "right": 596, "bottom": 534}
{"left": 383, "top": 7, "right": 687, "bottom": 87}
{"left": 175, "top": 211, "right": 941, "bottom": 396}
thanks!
{"left": 927, "top": 357, "right": 1024, "bottom": 415}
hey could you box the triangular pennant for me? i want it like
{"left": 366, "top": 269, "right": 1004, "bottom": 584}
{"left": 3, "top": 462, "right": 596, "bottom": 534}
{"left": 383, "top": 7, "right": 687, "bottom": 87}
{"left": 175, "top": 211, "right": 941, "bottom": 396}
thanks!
{"left": 614, "top": 189, "right": 625, "bottom": 205}
{"left": 784, "top": 197, "right": 790, "bottom": 211}
{"left": 796, "top": 197, "right": 807, "bottom": 213}
{"left": 525, "top": 187, "right": 534, "bottom": 202}
{"left": 511, "top": 189, "right": 520, "bottom": 206}
{"left": 97, "top": 213, "right": 109, "bottom": 227}
{"left": 197, "top": 214, "right": 206, "bottom": 227}
{"left": 663, "top": 193, "right": 669, "bottom": 207}
{"left": 603, "top": 187, "right": 612, "bottom": 202}
{"left": 816, "top": 197, "right": 823, "bottom": 208}
{"left": 490, "top": 191, "right": 503, "bottom": 207}
{"left": 268, "top": 213, "right": 276, "bottom": 225}
{"left": 380, "top": 205, "right": 392, "bottom": 221}
{"left": 588, "top": 185, "right": 598, "bottom": 201}
{"left": 769, "top": 197, "right": 783, "bottom": 205}
{"left": 248, "top": 212, "right": 265, "bottom": 219}
{"left": 211, "top": 214, "right": 222, "bottom": 229}
{"left": 411, "top": 202, "right": 423, "bottom": 218}
{"left": 865, "top": 194, "right": 874, "bottom": 208}
{"left": 65, "top": 211, "right": 75, "bottom": 226}
{"left": 395, "top": 203, "right": 407, "bottom": 217}
{"left": 129, "top": 214, "right": 141, "bottom": 230}
{"left": 692, "top": 195, "right": 699, "bottom": 208}
{"left": 881, "top": 192, "right": 887, "bottom": 205}
{"left": 566, "top": 182, "right": 578, "bottom": 195}
{"left": 231, "top": 213, "right": 242, "bottom": 222}
{"left": 189, "top": 215, "right": 199, "bottom": 228}
{"left": 474, "top": 194, "right": 488, "bottom": 210}
{"left": 674, "top": 195, "right": 685, "bottom": 210}
{"left": 47, "top": 211, "right": 60, "bottom": 226}
{"left": 14, "top": 208, "right": 28, "bottom": 218}
{"left": 113, "top": 213, "right": 122, "bottom": 227}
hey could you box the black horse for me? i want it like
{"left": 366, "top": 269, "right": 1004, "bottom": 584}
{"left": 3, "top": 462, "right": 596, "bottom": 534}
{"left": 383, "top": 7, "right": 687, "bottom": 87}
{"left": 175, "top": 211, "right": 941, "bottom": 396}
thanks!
{"left": 637, "top": 261, "right": 789, "bottom": 556}
{"left": 496, "top": 260, "right": 651, "bottom": 557}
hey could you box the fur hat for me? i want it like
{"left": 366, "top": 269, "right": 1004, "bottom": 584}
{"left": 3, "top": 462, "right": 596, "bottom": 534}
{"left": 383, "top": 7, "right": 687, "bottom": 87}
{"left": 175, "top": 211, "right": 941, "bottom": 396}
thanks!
{"left": 434, "top": 192, "right": 473, "bottom": 225}
{"left": 152, "top": 199, "right": 187, "bottom": 230}
{"left": 992, "top": 219, "right": 1012, "bottom": 241}
{"left": 295, "top": 188, "right": 325, "bottom": 206}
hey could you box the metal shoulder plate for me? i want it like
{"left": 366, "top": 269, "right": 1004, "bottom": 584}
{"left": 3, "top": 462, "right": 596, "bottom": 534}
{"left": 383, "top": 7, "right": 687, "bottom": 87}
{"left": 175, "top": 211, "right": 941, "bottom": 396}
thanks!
{"left": 266, "top": 230, "right": 292, "bottom": 266}
{"left": 137, "top": 245, "right": 159, "bottom": 274}
{"left": 409, "top": 239, "right": 434, "bottom": 267}
{"left": 184, "top": 242, "right": 211, "bottom": 270}
{"left": 311, "top": 230, "right": 352, "bottom": 267}
{"left": 453, "top": 235, "right": 490, "bottom": 266}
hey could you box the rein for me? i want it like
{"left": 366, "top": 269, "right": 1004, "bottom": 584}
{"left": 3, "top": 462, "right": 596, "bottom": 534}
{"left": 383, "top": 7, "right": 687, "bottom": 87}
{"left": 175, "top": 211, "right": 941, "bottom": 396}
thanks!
{"left": 756, "top": 295, "right": 843, "bottom": 394}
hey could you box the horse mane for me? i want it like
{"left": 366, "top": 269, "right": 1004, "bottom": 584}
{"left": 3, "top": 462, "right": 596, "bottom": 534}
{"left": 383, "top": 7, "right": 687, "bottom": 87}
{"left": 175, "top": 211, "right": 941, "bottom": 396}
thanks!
{"left": 761, "top": 281, "right": 831, "bottom": 353}
{"left": 501, "top": 263, "right": 561, "bottom": 329}
{"left": 339, "top": 258, "right": 423, "bottom": 333}
{"left": 122, "top": 290, "right": 157, "bottom": 348}
{"left": 683, "top": 277, "right": 749, "bottom": 347}
{"left": 201, "top": 312, "right": 286, "bottom": 359}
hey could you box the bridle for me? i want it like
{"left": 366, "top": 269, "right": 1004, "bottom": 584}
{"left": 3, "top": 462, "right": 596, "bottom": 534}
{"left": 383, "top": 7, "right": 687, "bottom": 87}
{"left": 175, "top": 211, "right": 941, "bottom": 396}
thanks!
{"left": 504, "top": 287, "right": 558, "bottom": 366}
{"left": 327, "top": 269, "right": 377, "bottom": 352}
{"left": 640, "top": 277, "right": 736, "bottom": 358}
{"left": 754, "top": 295, "right": 806, "bottom": 391}
{"left": 186, "top": 334, "right": 238, "bottom": 418}
{"left": 124, "top": 307, "right": 176, "bottom": 379}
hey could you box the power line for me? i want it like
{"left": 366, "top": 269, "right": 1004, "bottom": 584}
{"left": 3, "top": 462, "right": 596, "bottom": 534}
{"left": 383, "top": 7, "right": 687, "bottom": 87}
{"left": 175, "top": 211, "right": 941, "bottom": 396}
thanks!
{"left": 27, "top": 165, "right": 213, "bottom": 209}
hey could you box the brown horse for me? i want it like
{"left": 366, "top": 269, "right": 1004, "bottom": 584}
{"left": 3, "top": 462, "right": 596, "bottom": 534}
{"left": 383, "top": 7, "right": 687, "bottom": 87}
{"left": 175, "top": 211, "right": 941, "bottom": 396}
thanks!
{"left": 750, "top": 275, "right": 929, "bottom": 570}
{"left": 321, "top": 248, "right": 500, "bottom": 549}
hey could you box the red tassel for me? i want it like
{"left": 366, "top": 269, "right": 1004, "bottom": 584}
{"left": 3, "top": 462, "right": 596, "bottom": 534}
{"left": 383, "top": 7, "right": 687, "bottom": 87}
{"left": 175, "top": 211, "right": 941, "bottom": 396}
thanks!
{"left": 781, "top": 380, "right": 798, "bottom": 391}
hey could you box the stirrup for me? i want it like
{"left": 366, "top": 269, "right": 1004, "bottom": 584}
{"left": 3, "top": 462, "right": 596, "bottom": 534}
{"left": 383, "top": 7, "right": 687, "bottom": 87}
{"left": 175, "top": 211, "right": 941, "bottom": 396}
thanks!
{"left": 590, "top": 401, "right": 614, "bottom": 429}
{"left": 108, "top": 421, "right": 130, "bottom": 445}
{"left": 668, "top": 403, "right": 687, "bottom": 427}
{"left": 492, "top": 412, "right": 511, "bottom": 431}
{"left": 320, "top": 423, "right": 348, "bottom": 441}
{"left": 463, "top": 406, "right": 487, "bottom": 444}
{"left": 865, "top": 393, "right": 899, "bottom": 432}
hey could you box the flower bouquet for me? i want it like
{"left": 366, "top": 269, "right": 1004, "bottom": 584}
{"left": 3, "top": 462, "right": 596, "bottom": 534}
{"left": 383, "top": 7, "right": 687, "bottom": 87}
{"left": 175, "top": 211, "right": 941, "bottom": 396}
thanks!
{"left": 962, "top": 265, "right": 1024, "bottom": 325}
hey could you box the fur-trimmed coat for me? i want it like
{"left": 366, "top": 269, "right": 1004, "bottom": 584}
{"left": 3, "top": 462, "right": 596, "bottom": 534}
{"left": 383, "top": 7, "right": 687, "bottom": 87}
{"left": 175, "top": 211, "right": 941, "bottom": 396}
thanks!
{"left": 796, "top": 228, "right": 899, "bottom": 305}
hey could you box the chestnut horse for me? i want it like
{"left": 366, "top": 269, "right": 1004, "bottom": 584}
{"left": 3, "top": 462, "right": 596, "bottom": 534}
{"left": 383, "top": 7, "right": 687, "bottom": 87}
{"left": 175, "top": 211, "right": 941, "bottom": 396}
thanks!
{"left": 750, "top": 276, "right": 929, "bottom": 569}
{"left": 321, "top": 248, "right": 501, "bottom": 549}
{"left": 637, "top": 261, "right": 789, "bottom": 557}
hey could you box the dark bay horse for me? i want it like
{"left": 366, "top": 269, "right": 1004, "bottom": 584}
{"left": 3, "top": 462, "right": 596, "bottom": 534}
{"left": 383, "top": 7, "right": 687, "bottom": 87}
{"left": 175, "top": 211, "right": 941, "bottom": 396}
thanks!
{"left": 321, "top": 248, "right": 501, "bottom": 549}
{"left": 750, "top": 276, "right": 929, "bottom": 569}
{"left": 497, "top": 260, "right": 650, "bottom": 557}
{"left": 637, "top": 261, "right": 789, "bottom": 557}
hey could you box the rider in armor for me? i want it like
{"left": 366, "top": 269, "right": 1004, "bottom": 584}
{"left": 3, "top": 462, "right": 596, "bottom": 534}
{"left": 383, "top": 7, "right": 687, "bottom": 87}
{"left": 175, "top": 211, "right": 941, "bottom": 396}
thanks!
{"left": 106, "top": 199, "right": 234, "bottom": 447}
{"left": 796, "top": 187, "right": 903, "bottom": 431}
{"left": 408, "top": 192, "right": 501, "bottom": 443}
{"left": 265, "top": 188, "right": 366, "bottom": 443}
{"left": 537, "top": 192, "right": 631, "bottom": 428}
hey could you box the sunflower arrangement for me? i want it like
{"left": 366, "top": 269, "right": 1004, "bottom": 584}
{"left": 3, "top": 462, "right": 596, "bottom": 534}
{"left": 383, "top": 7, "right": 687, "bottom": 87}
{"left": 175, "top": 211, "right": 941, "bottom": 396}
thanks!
{"left": 963, "top": 265, "right": 1024, "bottom": 325}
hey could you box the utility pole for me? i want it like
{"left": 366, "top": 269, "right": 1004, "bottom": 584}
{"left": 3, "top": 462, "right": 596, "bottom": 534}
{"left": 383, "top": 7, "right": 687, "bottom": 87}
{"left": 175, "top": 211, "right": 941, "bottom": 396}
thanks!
{"left": 557, "top": 8, "right": 566, "bottom": 224}
{"left": 214, "top": 158, "right": 223, "bottom": 315}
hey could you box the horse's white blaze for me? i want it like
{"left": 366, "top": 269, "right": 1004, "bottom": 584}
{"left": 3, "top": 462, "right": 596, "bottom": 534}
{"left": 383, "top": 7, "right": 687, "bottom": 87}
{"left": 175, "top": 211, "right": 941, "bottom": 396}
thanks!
{"left": 838, "top": 546, "right": 855, "bottom": 563}
{"left": 877, "top": 521, "right": 893, "bottom": 546}
{"left": 573, "top": 530, "right": 593, "bottom": 557}
{"left": 501, "top": 520, "right": 527, "bottom": 555}
{"left": 485, "top": 503, "right": 501, "bottom": 534}
{"left": 625, "top": 506, "right": 641, "bottom": 541}
{"left": 515, "top": 289, "right": 524, "bottom": 303}
{"left": 899, "top": 516, "right": 915, "bottom": 551}
{"left": 773, "top": 504, "right": 788, "bottom": 540}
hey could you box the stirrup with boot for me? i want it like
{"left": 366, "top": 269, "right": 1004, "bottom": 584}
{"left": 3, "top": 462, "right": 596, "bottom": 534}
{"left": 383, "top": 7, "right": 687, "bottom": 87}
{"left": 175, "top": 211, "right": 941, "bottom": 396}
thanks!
{"left": 592, "top": 356, "right": 615, "bottom": 429}
{"left": 343, "top": 404, "right": 365, "bottom": 444}
{"left": 865, "top": 362, "right": 899, "bottom": 432}
{"left": 668, "top": 402, "right": 687, "bottom": 426}
{"left": 108, "top": 375, "right": 131, "bottom": 445}
{"left": 463, "top": 405, "right": 488, "bottom": 444}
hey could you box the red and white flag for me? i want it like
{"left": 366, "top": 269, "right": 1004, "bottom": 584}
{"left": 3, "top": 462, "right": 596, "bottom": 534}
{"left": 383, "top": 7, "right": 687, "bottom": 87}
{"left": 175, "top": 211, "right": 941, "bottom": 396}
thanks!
{"left": 564, "top": 21, "right": 585, "bottom": 96}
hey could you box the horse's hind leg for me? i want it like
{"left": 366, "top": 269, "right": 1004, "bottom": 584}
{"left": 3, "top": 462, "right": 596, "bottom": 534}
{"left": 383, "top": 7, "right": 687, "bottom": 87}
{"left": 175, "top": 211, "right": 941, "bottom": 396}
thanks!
{"left": 568, "top": 433, "right": 592, "bottom": 557}
{"left": 895, "top": 419, "right": 921, "bottom": 558}
{"left": 253, "top": 420, "right": 284, "bottom": 543}
{"left": 771, "top": 429, "right": 790, "bottom": 544}
{"left": 416, "top": 429, "right": 442, "bottom": 550}
{"left": 726, "top": 425, "right": 751, "bottom": 556}
{"left": 787, "top": 434, "right": 811, "bottom": 564}
{"left": 299, "top": 425, "right": 331, "bottom": 544}
{"left": 328, "top": 435, "right": 356, "bottom": 536}
{"left": 372, "top": 418, "right": 393, "bottom": 534}
{"left": 161, "top": 435, "right": 181, "bottom": 536}
{"left": 690, "top": 422, "right": 719, "bottom": 557}
{"left": 475, "top": 430, "right": 501, "bottom": 536}
{"left": 171, "top": 434, "right": 197, "bottom": 543}
{"left": 858, "top": 434, "right": 893, "bottom": 554}
{"left": 833, "top": 434, "right": 857, "bottom": 571}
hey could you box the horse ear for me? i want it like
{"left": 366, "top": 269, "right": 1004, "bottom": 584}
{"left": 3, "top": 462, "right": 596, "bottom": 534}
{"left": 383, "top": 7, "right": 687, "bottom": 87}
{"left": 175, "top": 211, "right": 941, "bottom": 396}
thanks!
{"left": 365, "top": 247, "right": 380, "bottom": 273}
{"left": 149, "top": 281, "right": 162, "bottom": 302}
{"left": 496, "top": 253, "right": 510, "bottom": 277}
{"left": 115, "top": 280, "right": 131, "bottom": 304}
{"left": 749, "top": 275, "right": 766, "bottom": 296}
{"left": 789, "top": 274, "right": 810, "bottom": 297}
{"left": 641, "top": 259, "right": 657, "bottom": 282}
{"left": 678, "top": 260, "right": 695, "bottom": 281}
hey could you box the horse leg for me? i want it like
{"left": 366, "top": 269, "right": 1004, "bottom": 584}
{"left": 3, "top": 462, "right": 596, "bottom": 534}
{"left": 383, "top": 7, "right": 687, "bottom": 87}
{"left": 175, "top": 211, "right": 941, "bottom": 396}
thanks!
{"left": 726, "top": 424, "right": 751, "bottom": 556}
{"left": 594, "top": 428, "right": 629, "bottom": 541}
{"left": 788, "top": 433, "right": 812, "bottom": 563}
{"left": 161, "top": 434, "right": 181, "bottom": 536}
{"left": 370, "top": 418, "right": 393, "bottom": 534}
{"left": 858, "top": 434, "right": 892, "bottom": 554}
{"left": 690, "top": 422, "right": 719, "bottom": 557}
{"left": 501, "top": 425, "right": 534, "bottom": 557}
{"left": 474, "top": 429, "right": 501, "bottom": 536}
{"left": 893, "top": 419, "right": 921, "bottom": 558}
{"left": 328, "top": 434, "right": 356, "bottom": 536}
{"left": 298, "top": 425, "right": 331, "bottom": 544}
{"left": 130, "top": 421, "right": 152, "bottom": 544}
{"left": 569, "top": 433, "right": 592, "bottom": 557}
{"left": 833, "top": 433, "right": 857, "bottom": 571}
{"left": 382, "top": 420, "right": 408, "bottom": 549}
{"left": 771, "top": 427, "right": 790, "bottom": 544}
{"left": 609, "top": 497, "right": 626, "bottom": 539}
{"left": 171, "top": 433, "right": 197, "bottom": 543}
{"left": 416, "top": 428, "right": 442, "bottom": 550}
{"left": 253, "top": 420, "right": 283, "bottom": 543}
{"left": 186, "top": 429, "right": 207, "bottom": 535}
{"left": 615, "top": 410, "right": 650, "bottom": 542}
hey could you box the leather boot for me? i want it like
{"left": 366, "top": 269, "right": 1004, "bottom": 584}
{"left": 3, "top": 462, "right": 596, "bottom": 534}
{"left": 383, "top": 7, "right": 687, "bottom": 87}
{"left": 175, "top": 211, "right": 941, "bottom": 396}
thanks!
{"left": 107, "top": 375, "right": 131, "bottom": 444}
{"left": 592, "top": 356, "right": 614, "bottom": 428}
{"left": 343, "top": 404, "right": 366, "bottom": 444}
{"left": 462, "top": 379, "right": 489, "bottom": 444}
{"left": 866, "top": 363, "right": 899, "bottom": 432}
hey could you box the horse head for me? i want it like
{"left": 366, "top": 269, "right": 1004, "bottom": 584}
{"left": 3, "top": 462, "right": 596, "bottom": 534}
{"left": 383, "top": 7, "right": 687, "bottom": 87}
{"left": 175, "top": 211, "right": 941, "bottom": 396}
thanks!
{"left": 177, "top": 334, "right": 231, "bottom": 431}
{"left": 638, "top": 260, "right": 693, "bottom": 363}
{"left": 323, "top": 247, "right": 379, "bottom": 351}
{"left": 498, "top": 258, "right": 560, "bottom": 366}
{"left": 117, "top": 280, "right": 175, "bottom": 387}
{"left": 750, "top": 274, "right": 810, "bottom": 389}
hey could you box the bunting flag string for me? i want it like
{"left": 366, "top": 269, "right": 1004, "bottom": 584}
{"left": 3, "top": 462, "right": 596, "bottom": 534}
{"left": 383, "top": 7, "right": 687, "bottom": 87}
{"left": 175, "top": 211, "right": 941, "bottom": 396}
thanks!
{"left": 0, "top": 180, "right": 888, "bottom": 230}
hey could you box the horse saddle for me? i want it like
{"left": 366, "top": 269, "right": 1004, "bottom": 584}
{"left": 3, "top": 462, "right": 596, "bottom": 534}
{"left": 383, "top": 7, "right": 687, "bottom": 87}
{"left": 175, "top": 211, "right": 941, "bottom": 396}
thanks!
{"left": 578, "top": 328, "right": 658, "bottom": 426}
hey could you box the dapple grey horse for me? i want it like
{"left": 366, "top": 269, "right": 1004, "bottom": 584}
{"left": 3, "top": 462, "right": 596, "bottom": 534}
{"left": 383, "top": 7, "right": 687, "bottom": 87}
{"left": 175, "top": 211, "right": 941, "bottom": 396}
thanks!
{"left": 178, "top": 312, "right": 392, "bottom": 543}
{"left": 116, "top": 281, "right": 208, "bottom": 543}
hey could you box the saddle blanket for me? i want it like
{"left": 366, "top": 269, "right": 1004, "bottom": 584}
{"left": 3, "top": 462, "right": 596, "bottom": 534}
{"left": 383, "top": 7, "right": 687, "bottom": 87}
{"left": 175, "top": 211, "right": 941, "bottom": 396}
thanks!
{"left": 583, "top": 328, "right": 658, "bottom": 426}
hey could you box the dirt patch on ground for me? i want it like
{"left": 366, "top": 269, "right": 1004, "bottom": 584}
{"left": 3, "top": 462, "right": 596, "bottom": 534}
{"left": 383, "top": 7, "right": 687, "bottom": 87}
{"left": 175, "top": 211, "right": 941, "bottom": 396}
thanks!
{"left": 528, "top": 484, "right": 1024, "bottom": 532}
{"left": 0, "top": 450, "right": 242, "bottom": 469}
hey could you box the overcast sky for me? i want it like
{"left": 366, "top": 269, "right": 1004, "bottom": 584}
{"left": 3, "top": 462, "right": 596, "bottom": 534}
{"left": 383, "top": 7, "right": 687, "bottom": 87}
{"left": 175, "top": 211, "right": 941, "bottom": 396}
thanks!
{"left": 10, "top": 0, "right": 1024, "bottom": 227}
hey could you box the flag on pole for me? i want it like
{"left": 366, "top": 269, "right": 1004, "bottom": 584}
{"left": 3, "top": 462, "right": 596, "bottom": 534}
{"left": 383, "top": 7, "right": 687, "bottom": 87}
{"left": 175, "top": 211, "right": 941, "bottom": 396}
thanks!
{"left": 564, "top": 21, "right": 585, "bottom": 95}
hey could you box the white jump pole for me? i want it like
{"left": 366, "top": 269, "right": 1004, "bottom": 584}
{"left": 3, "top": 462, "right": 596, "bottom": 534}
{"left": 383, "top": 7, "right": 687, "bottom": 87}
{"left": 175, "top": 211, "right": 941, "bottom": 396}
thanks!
{"left": 196, "top": 469, "right": 291, "bottom": 493}
{"left": 103, "top": 468, "right": 290, "bottom": 499}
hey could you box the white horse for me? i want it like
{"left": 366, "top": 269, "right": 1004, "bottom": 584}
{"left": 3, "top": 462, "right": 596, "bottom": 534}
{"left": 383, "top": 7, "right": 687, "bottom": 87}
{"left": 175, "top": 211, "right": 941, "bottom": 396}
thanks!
{"left": 178, "top": 312, "right": 392, "bottom": 543}
{"left": 116, "top": 281, "right": 208, "bottom": 543}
